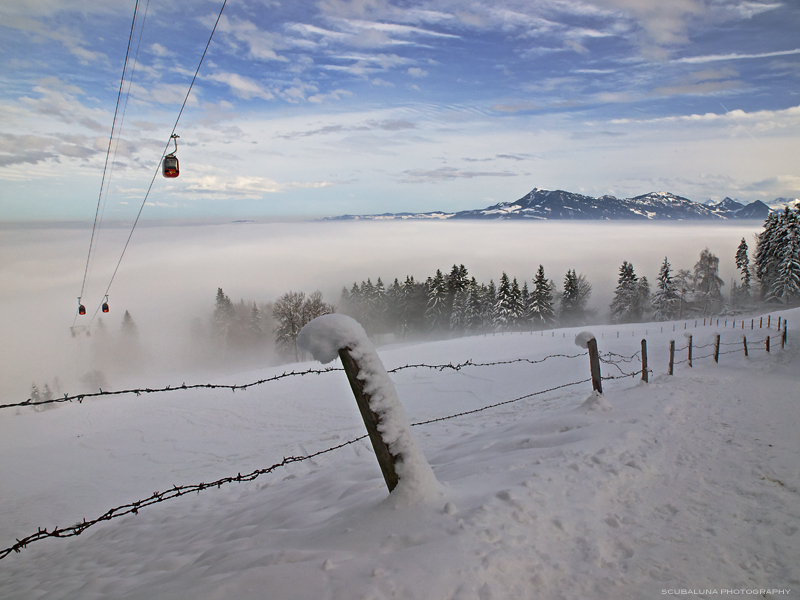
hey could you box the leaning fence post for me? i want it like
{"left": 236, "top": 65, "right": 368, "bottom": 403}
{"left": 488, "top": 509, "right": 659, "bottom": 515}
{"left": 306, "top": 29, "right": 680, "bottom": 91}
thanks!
{"left": 743, "top": 336, "right": 748, "bottom": 357}
{"left": 714, "top": 334, "right": 720, "bottom": 363}
{"left": 688, "top": 335, "right": 693, "bottom": 368}
{"left": 641, "top": 339, "right": 648, "bottom": 382}
{"left": 669, "top": 340, "right": 675, "bottom": 375}
{"left": 337, "top": 347, "right": 400, "bottom": 491}
{"left": 576, "top": 332, "right": 602, "bottom": 394}
{"left": 297, "top": 314, "right": 438, "bottom": 496}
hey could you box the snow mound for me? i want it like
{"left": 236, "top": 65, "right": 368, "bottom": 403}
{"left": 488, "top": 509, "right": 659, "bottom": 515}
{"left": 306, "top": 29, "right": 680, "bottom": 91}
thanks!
{"left": 574, "top": 331, "right": 596, "bottom": 349}
{"left": 578, "top": 391, "right": 613, "bottom": 412}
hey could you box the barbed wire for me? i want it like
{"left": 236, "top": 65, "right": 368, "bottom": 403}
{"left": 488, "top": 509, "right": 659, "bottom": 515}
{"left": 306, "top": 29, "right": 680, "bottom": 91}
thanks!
{"left": 0, "top": 375, "right": 593, "bottom": 561}
{"left": 2, "top": 326, "right": 788, "bottom": 560}
{"left": 2, "top": 353, "right": 590, "bottom": 411}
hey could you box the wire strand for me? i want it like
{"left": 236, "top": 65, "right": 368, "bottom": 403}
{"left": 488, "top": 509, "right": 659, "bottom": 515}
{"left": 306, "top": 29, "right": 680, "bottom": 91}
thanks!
{"left": 75, "top": 0, "right": 141, "bottom": 327}
{"left": 93, "top": 0, "right": 229, "bottom": 320}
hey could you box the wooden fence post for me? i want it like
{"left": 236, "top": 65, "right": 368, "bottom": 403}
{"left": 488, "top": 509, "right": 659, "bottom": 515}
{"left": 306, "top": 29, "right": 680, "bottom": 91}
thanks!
{"left": 751, "top": 319, "right": 754, "bottom": 330}
{"left": 669, "top": 340, "right": 675, "bottom": 375}
{"left": 688, "top": 335, "right": 693, "bottom": 368}
{"left": 714, "top": 334, "right": 720, "bottom": 363}
{"left": 586, "top": 338, "right": 603, "bottom": 394}
{"left": 743, "top": 336, "right": 748, "bottom": 357}
{"left": 338, "top": 348, "right": 400, "bottom": 492}
{"left": 641, "top": 339, "right": 648, "bottom": 382}
{"left": 760, "top": 317, "right": 763, "bottom": 328}
{"left": 766, "top": 335, "right": 770, "bottom": 353}
{"left": 778, "top": 316, "right": 782, "bottom": 330}
{"left": 768, "top": 315, "right": 771, "bottom": 328}
{"left": 783, "top": 322, "right": 787, "bottom": 349}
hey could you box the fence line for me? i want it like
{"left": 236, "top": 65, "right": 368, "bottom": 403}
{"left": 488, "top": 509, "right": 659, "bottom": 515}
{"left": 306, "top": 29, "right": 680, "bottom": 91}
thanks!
{"left": 2, "top": 324, "right": 787, "bottom": 560}
{"left": 3, "top": 353, "right": 594, "bottom": 411}
{"left": 0, "top": 374, "right": 595, "bottom": 561}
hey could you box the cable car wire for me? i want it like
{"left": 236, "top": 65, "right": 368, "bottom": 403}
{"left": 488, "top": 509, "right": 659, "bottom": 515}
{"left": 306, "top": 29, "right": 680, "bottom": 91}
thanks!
{"left": 88, "top": 0, "right": 229, "bottom": 324}
{"left": 74, "top": 0, "right": 142, "bottom": 327}
{"left": 85, "top": 0, "right": 152, "bottom": 322}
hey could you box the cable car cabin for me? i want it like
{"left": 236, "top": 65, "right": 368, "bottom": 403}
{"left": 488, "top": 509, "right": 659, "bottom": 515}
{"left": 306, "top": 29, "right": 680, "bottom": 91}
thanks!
{"left": 78, "top": 304, "right": 86, "bottom": 316}
{"left": 163, "top": 154, "right": 179, "bottom": 178}
{"left": 102, "top": 302, "right": 109, "bottom": 313}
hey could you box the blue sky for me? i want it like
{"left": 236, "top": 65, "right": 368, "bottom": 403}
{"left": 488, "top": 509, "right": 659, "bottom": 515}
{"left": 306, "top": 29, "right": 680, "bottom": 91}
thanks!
{"left": 1, "top": 0, "right": 799, "bottom": 220}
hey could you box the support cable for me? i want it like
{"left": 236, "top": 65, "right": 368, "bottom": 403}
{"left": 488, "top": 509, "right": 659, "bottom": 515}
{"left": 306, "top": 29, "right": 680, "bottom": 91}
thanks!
{"left": 91, "top": 0, "right": 229, "bottom": 322}
{"left": 75, "top": 0, "right": 141, "bottom": 327}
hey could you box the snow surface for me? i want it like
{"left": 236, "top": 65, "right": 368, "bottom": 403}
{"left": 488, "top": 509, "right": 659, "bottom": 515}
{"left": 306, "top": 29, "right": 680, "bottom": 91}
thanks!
{"left": 2, "top": 310, "right": 799, "bottom": 599}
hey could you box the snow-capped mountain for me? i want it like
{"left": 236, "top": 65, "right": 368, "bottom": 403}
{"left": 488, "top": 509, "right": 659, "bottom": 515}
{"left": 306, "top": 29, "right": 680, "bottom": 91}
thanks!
{"left": 327, "top": 188, "right": 775, "bottom": 221}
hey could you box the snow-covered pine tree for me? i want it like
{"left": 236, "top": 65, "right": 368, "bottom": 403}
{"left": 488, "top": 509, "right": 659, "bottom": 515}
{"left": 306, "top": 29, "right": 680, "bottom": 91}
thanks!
{"left": 652, "top": 257, "right": 679, "bottom": 321}
{"left": 495, "top": 272, "right": 515, "bottom": 330}
{"left": 754, "top": 211, "right": 781, "bottom": 300}
{"left": 529, "top": 265, "right": 555, "bottom": 328}
{"left": 483, "top": 280, "right": 497, "bottom": 330}
{"left": 425, "top": 269, "right": 449, "bottom": 331}
{"left": 735, "top": 238, "right": 751, "bottom": 304}
{"left": 610, "top": 261, "right": 639, "bottom": 323}
{"left": 520, "top": 281, "right": 531, "bottom": 329}
{"left": 636, "top": 276, "right": 651, "bottom": 320}
{"left": 772, "top": 208, "right": 800, "bottom": 305}
{"left": 449, "top": 287, "right": 469, "bottom": 332}
{"left": 467, "top": 278, "right": 484, "bottom": 332}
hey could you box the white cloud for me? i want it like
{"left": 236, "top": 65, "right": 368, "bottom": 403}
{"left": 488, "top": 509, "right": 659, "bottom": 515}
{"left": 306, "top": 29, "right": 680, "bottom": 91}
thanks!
{"left": 179, "top": 175, "right": 336, "bottom": 198}
{"left": 407, "top": 67, "right": 428, "bottom": 77}
{"left": 399, "top": 166, "right": 517, "bottom": 183}
{"left": 308, "top": 89, "right": 354, "bottom": 103}
{"left": 673, "top": 48, "right": 800, "bottom": 64}
{"left": 148, "top": 43, "right": 172, "bottom": 57}
{"left": 206, "top": 72, "right": 274, "bottom": 101}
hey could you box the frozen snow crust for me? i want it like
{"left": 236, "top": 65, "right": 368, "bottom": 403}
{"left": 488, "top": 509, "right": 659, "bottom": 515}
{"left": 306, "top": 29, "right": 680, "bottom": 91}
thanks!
{"left": 2, "top": 309, "right": 800, "bottom": 599}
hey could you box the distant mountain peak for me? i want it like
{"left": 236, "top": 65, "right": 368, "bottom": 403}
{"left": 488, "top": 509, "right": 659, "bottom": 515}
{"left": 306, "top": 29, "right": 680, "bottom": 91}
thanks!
{"left": 326, "top": 187, "right": 777, "bottom": 221}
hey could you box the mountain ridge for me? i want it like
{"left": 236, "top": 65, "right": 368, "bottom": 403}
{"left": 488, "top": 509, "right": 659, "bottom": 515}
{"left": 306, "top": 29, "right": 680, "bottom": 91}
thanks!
{"left": 326, "top": 188, "right": 779, "bottom": 221}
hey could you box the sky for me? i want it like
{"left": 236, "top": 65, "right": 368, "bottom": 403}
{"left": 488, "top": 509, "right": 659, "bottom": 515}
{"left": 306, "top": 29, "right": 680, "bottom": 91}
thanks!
{"left": 1, "top": 0, "right": 799, "bottom": 220}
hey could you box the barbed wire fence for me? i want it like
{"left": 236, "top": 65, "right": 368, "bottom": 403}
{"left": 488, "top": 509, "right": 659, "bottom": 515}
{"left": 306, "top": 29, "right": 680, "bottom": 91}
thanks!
{"left": 0, "top": 320, "right": 789, "bottom": 561}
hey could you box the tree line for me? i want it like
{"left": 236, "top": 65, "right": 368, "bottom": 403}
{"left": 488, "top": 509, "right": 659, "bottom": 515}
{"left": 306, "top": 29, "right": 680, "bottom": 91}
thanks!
{"left": 199, "top": 205, "right": 800, "bottom": 360}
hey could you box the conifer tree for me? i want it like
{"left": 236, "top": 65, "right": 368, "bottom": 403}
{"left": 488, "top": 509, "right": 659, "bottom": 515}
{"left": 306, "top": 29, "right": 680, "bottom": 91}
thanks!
{"left": 610, "top": 261, "right": 639, "bottom": 323}
{"left": 735, "top": 238, "right": 751, "bottom": 302}
{"left": 425, "top": 269, "right": 449, "bottom": 330}
{"left": 772, "top": 208, "right": 800, "bottom": 304}
{"left": 495, "top": 272, "right": 514, "bottom": 330}
{"left": 652, "top": 257, "right": 679, "bottom": 321}
{"left": 530, "top": 265, "right": 555, "bottom": 328}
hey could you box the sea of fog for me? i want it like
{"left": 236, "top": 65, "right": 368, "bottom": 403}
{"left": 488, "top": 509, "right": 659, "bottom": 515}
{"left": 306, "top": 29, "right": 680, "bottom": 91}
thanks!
{"left": 0, "top": 219, "right": 764, "bottom": 399}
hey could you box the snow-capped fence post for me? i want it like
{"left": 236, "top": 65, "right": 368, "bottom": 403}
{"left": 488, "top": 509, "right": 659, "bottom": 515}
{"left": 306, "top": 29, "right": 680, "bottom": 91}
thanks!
{"left": 575, "top": 332, "right": 602, "bottom": 394}
{"left": 641, "top": 339, "right": 648, "bottom": 382}
{"left": 714, "top": 334, "right": 720, "bottom": 363}
{"left": 743, "top": 336, "right": 748, "bottom": 357}
{"left": 337, "top": 347, "right": 400, "bottom": 491}
{"left": 297, "top": 314, "right": 438, "bottom": 496}
{"left": 668, "top": 340, "right": 675, "bottom": 375}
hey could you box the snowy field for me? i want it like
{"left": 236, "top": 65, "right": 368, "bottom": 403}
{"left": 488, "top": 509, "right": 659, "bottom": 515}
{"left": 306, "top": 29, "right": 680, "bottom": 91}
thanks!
{"left": 2, "top": 309, "right": 799, "bottom": 599}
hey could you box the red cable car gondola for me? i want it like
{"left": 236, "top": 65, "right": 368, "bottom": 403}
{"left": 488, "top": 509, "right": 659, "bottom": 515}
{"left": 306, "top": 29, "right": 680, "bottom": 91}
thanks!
{"left": 78, "top": 301, "right": 86, "bottom": 316}
{"left": 162, "top": 134, "right": 180, "bottom": 178}
{"left": 102, "top": 295, "right": 110, "bottom": 313}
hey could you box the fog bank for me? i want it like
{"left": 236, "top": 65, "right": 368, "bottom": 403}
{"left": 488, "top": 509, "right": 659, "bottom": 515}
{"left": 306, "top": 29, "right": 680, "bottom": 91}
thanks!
{"left": 0, "top": 219, "right": 763, "bottom": 399}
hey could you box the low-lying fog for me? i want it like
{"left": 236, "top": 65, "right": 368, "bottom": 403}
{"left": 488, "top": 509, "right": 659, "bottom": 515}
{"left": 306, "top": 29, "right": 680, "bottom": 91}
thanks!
{"left": 1, "top": 219, "right": 763, "bottom": 400}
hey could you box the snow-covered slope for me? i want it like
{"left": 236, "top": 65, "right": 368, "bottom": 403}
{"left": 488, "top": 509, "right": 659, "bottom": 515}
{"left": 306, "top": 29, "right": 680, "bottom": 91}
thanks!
{"left": 2, "top": 310, "right": 799, "bottom": 599}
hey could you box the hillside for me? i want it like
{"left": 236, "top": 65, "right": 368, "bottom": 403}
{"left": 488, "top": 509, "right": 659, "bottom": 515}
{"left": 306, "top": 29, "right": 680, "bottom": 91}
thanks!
{"left": 2, "top": 310, "right": 799, "bottom": 599}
